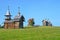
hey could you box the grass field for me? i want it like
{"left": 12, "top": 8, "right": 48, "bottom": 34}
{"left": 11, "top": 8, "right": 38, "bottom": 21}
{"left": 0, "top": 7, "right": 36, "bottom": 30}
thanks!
{"left": 0, "top": 26, "right": 60, "bottom": 40}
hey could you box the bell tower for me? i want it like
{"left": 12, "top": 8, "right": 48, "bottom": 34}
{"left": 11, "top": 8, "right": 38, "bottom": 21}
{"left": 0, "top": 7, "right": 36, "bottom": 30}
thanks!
{"left": 4, "top": 7, "right": 12, "bottom": 29}
{"left": 5, "top": 7, "right": 11, "bottom": 21}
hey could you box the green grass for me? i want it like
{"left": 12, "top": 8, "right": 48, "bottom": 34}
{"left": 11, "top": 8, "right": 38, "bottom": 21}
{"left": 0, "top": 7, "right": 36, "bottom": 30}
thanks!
{"left": 0, "top": 26, "right": 60, "bottom": 40}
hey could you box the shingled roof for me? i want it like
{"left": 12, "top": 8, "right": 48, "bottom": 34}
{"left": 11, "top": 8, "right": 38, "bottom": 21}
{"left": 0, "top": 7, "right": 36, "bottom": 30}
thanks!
{"left": 14, "top": 13, "right": 21, "bottom": 21}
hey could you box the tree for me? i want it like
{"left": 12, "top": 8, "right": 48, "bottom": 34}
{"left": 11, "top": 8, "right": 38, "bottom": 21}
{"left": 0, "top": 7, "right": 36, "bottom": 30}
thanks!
{"left": 20, "top": 15, "right": 25, "bottom": 28}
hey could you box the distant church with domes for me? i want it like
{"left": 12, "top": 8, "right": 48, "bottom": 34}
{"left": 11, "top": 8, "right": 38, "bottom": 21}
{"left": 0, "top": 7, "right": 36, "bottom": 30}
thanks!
{"left": 4, "top": 7, "right": 25, "bottom": 29}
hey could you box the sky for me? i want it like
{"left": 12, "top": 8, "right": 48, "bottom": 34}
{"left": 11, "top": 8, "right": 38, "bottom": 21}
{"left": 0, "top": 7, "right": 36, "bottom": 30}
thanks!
{"left": 0, "top": 0, "right": 60, "bottom": 26}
